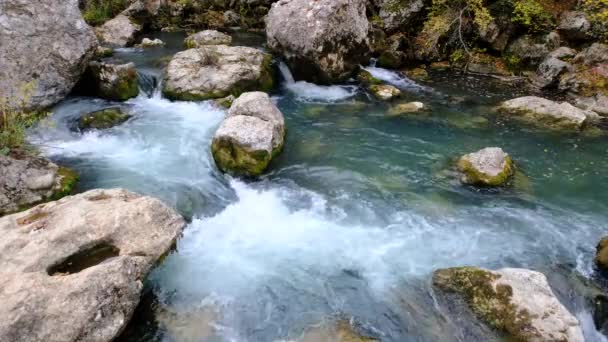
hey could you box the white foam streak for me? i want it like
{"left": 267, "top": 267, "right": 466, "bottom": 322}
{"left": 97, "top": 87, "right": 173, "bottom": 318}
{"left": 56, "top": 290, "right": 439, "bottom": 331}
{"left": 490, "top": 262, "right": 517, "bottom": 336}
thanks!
{"left": 363, "top": 66, "right": 430, "bottom": 93}
{"left": 278, "top": 61, "right": 358, "bottom": 102}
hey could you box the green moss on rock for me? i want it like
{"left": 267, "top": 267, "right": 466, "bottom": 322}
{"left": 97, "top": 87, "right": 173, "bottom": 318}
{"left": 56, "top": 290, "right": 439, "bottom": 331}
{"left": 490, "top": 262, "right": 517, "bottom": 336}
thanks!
{"left": 433, "top": 267, "right": 535, "bottom": 341}
{"left": 457, "top": 154, "right": 514, "bottom": 187}
{"left": 51, "top": 167, "right": 79, "bottom": 201}
{"left": 211, "top": 138, "right": 273, "bottom": 177}
{"left": 596, "top": 237, "right": 608, "bottom": 271}
{"left": 357, "top": 70, "right": 382, "bottom": 86}
{"left": 78, "top": 108, "right": 131, "bottom": 131}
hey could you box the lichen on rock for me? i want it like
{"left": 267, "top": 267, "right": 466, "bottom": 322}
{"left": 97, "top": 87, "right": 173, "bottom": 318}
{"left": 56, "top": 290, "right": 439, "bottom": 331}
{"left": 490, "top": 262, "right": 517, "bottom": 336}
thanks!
{"left": 457, "top": 147, "right": 514, "bottom": 187}
{"left": 78, "top": 108, "right": 131, "bottom": 131}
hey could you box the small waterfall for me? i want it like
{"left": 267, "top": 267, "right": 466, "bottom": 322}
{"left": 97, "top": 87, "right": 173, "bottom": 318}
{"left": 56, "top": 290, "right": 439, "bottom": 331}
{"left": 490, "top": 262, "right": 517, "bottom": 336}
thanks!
{"left": 278, "top": 61, "right": 295, "bottom": 84}
{"left": 138, "top": 71, "right": 160, "bottom": 98}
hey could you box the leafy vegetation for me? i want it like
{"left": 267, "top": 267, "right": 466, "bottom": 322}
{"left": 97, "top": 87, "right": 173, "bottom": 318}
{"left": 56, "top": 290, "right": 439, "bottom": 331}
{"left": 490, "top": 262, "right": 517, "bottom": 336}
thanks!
{"left": 81, "top": 0, "right": 129, "bottom": 26}
{"left": 511, "top": 0, "right": 553, "bottom": 32}
{"left": 0, "top": 83, "right": 46, "bottom": 155}
{"left": 582, "top": 0, "right": 608, "bottom": 42}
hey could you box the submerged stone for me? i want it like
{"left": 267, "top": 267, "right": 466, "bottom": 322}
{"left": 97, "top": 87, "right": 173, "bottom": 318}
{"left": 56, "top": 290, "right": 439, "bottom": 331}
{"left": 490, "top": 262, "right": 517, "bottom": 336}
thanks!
{"left": 433, "top": 267, "right": 584, "bottom": 342}
{"left": 294, "top": 319, "right": 377, "bottom": 342}
{"left": 163, "top": 45, "right": 274, "bottom": 101}
{"left": 0, "top": 189, "right": 185, "bottom": 342}
{"left": 369, "top": 84, "right": 401, "bottom": 101}
{"left": 139, "top": 37, "right": 165, "bottom": 47}
{"left": 457, "top": 147, "right": 513, "bottom": 187}
{"left": 211, "top": 92, "right": 285, "bottom": 177}
{"left": 388, "top": 101, "right": 425, "bottom": 116}
{"left": 78, "top": 108, "right": 131, "bottom": 131}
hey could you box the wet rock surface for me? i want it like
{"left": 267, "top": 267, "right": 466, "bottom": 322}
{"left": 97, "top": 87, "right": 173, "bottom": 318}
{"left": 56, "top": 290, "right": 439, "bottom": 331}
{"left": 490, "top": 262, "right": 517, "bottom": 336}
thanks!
{"left": 266, "top": 0, "right": 369, "bottom": 83}
{"left": 498, "top": 96, "right": 598, "bottom": 130}
{"left": 212, "top": 92, "right": 285, "bottom": 176}
{"left": 457, "top": 147, "right": 513, "bottom": 187}
{"left": 87, "top": 61, "right": 139, "bottom": 101}
{"left": 0, "top": 188, "right": 185, "bottom": 342}
{"left": 184, "top": 30, "right": 232, "bottom": 48}
{"left": 78, "top": 108, "right": 132, "bottom": 131}
{"left": 0, "top": 153, "right": 77, "bottom": 215}
{"left": 433, "top": 267, "right": 584, "bottom": 342}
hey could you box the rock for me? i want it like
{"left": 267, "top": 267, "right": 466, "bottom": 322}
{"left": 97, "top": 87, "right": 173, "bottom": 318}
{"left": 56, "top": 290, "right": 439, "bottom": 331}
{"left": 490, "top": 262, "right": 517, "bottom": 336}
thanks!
{"left": 433, "top": 267, "right": 584, "bottom": 342}
{"left": 0, "top": 0, "right": 97, "bottom": 111}
{"left": 139, "top": 37, "right": 165, "bottom": 47}
{"left": 465, "top": 53, "right": 510, "bottom": 76}
{"left": 574, "top": 94, "right": 608, "bottom": 116}
{"left": 266, "top": 0, "right": 369, "bottom": 83}
{"left": 377, "top": 0, "right": 424, "bottom": 34}
{"left": 223, "top": 10, "right": 241, "bottom": 26}
{"left": 78, "top": 108, "right": 131, "bottom": 131}
{"left": 369, "top": 84, "right": 401, "bottom": 101}
{"left": 403, "top": 67, "right": 429, "bottom": 81}
{"left": 532, "top": 56, "right": 572, "bottom": 89}
{"left": 291, "top": 319, "right": 377, "bottom": 341}
{"left": 0, "top": 188, "right": 185, "bottom": 342}
{"left": 478, "top": 17, "right": 516, "bottom": 52}
{"left": 96, "top": 14, "right": 142, "bottom": 48}
{"left": 558, "top": 11, "right": 591, "bottom": 41}
{"left": 572, "top": 43, "right": 608, "bottom": 66}
{"left": 498, "top": 96, "right": 597, "bottom": 130}
{"left": 94, "top": 46, "right": 114, "bottom": 59}
{"left": 88, "top": 61, "right": 139, "bottom": 101}
{"left": 0, "top": 153, "right": 77, "bottom": 215}
{"left": 163, "top": 45, "right": 274, "bottom": 101}
{"left": 357, "top": 70, "right": 382, "bottom": 86}
{"left": 184, "top": 30, "right": 232, "bottom": 48}
{"left": 211, "top": 92, "right": 285, "bottom": 176}
{"left": 548, "top": 46, "right": 577, "bottom": 60}
{"left": 214, "top": 95, "right": 236, "bottom": 108}
{"left": 596, "top": 237, "right": 608, "bottom": 272}
{"left": 457, "top": 147, "right": 513, "bottom": 187}
{"left": 388, "top": 101, "right": 425, "bottom": 116}
{"left": 506, "top": 33, "right": 560, "bottom": 67}
{"left": 377, "top": 33, "right": 407, "bottom": 69}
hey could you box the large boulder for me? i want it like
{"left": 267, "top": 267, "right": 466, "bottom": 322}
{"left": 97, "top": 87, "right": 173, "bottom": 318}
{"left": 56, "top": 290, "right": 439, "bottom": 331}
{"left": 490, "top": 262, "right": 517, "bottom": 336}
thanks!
{"left": 0, "top": 0, "right": 97, "bottom": 111}
{"left": 457, "top": 147, "right": 514, "bottom": 187}
{"left": 0, "top": 153, "right": 78, "bottom": 215}
{"left": 0, "top": 188, "right": 185, "bottom": 342}
{"left": 87, "top": 61, "right": 139, "bottom": 101}
{"left": 498, "top": 96, "right": 598, "bottom": 130}
{"left": 163, "top": 45, "right": 274, "bottom": 101}
{"left": 266, "top": 0, "right": 369, "bottom": 83}
{"left": 433, "top": 267, "right": 584, "bottom": 342}
{"left": 184, "top": 30, "right": 232, "bottom": 48}
{"left": 532, "top": 50, "right": 574, "bottom": 89}
{"left": 376, "top": 0, "right": 425, "bottom": 34}
{"left": 506, "top": 33, "right": 560, "bottom": 67}
{"left": 211, "top": 92, "right": 285, "bottom": 176}
{"left": 95, "top": 14, "right": 142, "bottom": 48}
{"left": 558, "top": 11, "right": 591, "bottom": 41}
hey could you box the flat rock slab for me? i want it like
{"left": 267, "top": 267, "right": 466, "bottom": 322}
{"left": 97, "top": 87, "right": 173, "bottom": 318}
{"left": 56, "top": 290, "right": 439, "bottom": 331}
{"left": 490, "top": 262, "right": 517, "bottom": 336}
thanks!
{"left": 0, "top": 189, "right": 185, "bottom": 342}
{"left": 498, "top": 96, "right": 597, "bottom": 130}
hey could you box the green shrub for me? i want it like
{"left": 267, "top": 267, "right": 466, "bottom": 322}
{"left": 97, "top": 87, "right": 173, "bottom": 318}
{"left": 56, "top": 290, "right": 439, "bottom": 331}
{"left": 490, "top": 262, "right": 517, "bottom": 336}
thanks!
{"left": 582, "top": 0, "right": 608, "bottom": 42}
{"left": 0, "top": 84, "right": 47, "bottom": 155}
{"left": 511, "top": 0, "right": 553, "bottom": 32}
{"left": 81, "top": 0, "right": 129, "bottom": 26}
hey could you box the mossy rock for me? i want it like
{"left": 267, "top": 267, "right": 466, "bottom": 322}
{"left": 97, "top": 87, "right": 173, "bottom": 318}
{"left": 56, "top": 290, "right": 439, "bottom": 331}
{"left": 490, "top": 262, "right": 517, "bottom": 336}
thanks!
{"left": 457, "top": 148, "right": 514, "bottom": 187}
{"left": 433, "top": 267, "right": 533, "bottom": 341}
{"left": 78, "top": 108, "right": 131, "bottom": 131}
{"left": 377, "top": 51, "right": 403, "bottom": 69}
{"left": 211, "top": 138, "right": 281, "bottom": 177}
{"left": 50, "top": 167, "right": 79, "bottom": 201}
{"left": 357, "top": 70, "right": 382, "bottom": 86}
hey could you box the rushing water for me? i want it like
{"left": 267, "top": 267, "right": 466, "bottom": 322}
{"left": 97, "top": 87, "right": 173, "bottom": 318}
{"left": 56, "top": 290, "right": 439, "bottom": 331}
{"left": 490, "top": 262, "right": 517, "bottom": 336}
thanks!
{"left": 29, "top": 32, "right": 608, "bottom": 341}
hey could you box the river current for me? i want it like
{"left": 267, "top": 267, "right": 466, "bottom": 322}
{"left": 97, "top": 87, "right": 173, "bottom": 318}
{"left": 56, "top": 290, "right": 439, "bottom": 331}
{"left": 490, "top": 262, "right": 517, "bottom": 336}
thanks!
{"left": 29, "top": 31, "right": 608, "bottom": 341}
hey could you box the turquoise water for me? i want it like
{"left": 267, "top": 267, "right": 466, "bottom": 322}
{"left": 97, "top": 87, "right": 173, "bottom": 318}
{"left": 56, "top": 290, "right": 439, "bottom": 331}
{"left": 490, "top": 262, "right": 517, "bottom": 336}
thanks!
{"left": 29, "top": 32, "right": 608, "bottom": 341}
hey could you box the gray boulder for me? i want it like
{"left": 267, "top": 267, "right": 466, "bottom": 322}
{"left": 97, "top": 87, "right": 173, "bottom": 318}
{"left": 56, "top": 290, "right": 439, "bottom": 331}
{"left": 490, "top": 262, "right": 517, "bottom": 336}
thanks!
{"left": 558, "top": 11, "right": 591, "bottom": 41}
{"left": 78, "top": 108, "right": 132, "bottom": 131}
{"left": 96, "top": 14, "right": 142, "bottom": 47}
{"left": 498, "top": 96, "right": 598, "bottom": 130}
{"left": 572, "top": 43, "right": 608, "bottom": 66}
{"left": 0, "top": 188, "right": 185, "bottom": 342}
{"left": 506, "top": 33, "right": 560, "bottom": 67}
{"left": 163, "top": 45, "right": 274, "bottom": 101}
{"left": 574, "top": 94, "right": 608, "bottom": 116}
{"left": 532, "top": 55, "right": 572, "bottom": 89}
{"left": 457, "top": 147, "right": 514, "bottom": 187}
{"left": 377, "top": 0, "right": 424, "bottom": 33}
{"left": 0, "top": 153, "right": 78, "bottom": 215}
{"left": 211, "top": 92, "right": 285, "bottom": 176}
{"left": 0, "top": 0, "right": 97, "bottom": 111}
{"left": 266, "top": 0, "right": 369, "bottom": 83}
{"left": 88, "top": 61, "right": 139, "bottom": 101}
{"left": 433, "top": 267, "right": 584, "bottom": 342}
{"left": 184, "top": 30, "right": 232, "bottom": 48}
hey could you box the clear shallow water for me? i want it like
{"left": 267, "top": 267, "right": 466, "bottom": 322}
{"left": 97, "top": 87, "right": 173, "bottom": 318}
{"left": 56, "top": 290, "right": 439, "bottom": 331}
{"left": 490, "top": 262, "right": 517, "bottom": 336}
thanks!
{"left": 29, "top": 32, "right": 608, "bottom": 341}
